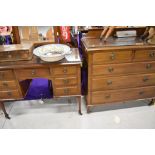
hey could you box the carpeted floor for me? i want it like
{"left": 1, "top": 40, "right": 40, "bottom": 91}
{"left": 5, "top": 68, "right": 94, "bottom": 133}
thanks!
{"left": 0, "top": 97, "right": 155, "bottom": 129}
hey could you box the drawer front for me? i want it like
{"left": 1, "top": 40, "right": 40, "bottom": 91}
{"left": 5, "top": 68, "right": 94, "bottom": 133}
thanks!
{"left": 92, "top": 73, "right": 155, "bottom": 91}
{"left": 54, "top": 86, "right": 79, "bottom": 96}
{"left": 134, "top": 50, "right": 155, "bottom": 62}
{"left": 92, "top": 86, "right": 155, "bottom": 105}
{"left": 0, "top": 81, "right": 17, "bottom": 90}
{"left": 92, "top": 61, "right": 155, "bottom": 76}
{"left": 0, "top": 90, "right": 21, "bottom": 99}
{"left": 15, "top": 68, "right": 50, "bottom": 78}
{"left": 92, "top": 50, "right": 132, "bottom": 64}
{"left": 0, "top": 50, "right": 31, "bottom": 62}
{"left": 0, "top": 70, "right": 15, "bottom": 81}
{"left": 52, "top": 66, "right": 77, "bottom": 76}
{"left": 54, "top": 77, "right": 77, "bottom": 87}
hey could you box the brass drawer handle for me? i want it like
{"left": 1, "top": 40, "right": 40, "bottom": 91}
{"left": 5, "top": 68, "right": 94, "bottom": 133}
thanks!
{"left": 63, "top": 67, "right": 67, "bottom": 73}
{"left": 7, "top": 92, "right": 12, "bottom": 96}
{"left": 110, "top": 52, "right": 116, "bottom": 60}
{"left": 7, "top": 51, "right": 12, "bottom": 58}
{"left": 143, "top": 77, "right": 149, "bottom": 82}
{"left": 107, "top": 80, "right": 112, "bottom": 85}
{"left": 31, "top": 69, "right": 36, "bottom": 75}
{"left": 64, "top": 89, "right": 69, "bottom": 95}
{"left": 3, "top": 82, "right": 8, "bottom": 87}
{"left": 146, "top": 64, "right": 152, "bottom": 69}
{"left": 139, "top": 91, "right": 144, "bottom": 95}
{"left": 108, "top": 67, "right": 114, "bottom": 72}
{"left": 64, "top": 79, "right": 69, "bottom": 84}
{"left": 105, "top": 94, "right": 111, "bottom": 99}
{"left": 149, "top": 52, "right": 155, "bottom": 58}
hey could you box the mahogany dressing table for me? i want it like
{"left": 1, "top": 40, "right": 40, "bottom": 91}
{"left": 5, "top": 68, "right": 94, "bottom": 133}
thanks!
{"left": 0, "top": 42, "right": 82, "bottom": 119}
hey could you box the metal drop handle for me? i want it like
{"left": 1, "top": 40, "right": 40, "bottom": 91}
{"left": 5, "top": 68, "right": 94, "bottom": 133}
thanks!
{"left": 143, "top": 77, "right": 149, "bottom": 82}
{"left": 108, "top": 67, "right": 114, "bottom": 72}
{"left": 64, "top": 89, "right": 69, "bottom": 95}
{"left": 3, "top": 82, "right": 8, "bottom": 87}
{"left": 149, "top": 52, "right": 155, "bottom": 58}
{"left": 31, "top": 69, "right": 36, "bottom": 75}
{"left": 146, "top": 64, "right": 152, "bottom": 69}
{"left": 110, "top": 52, "right": 116, "bottom": 60}
{"left": 107, "top": 80, "right": 112, "bottom": 85}
{"left": 105, "top": 94, "right": 111, "bottom": 99}
{"left": 64, "top": 79, "right": 69, "bottom": 84}
{"left": 63, "top": 67, "right": 67, "bottom": 73}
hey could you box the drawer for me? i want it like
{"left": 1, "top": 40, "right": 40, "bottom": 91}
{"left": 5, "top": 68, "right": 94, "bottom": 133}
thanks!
{"left": 0, "top": 81, "right": 17, "bottom": 90}
{"left": 54, "top": 77, "right": 77, "bottom": 87}
{"left": 92, "top": 86, "right": 155, "bottom": 105}
{"left": 134, "top": 50, "right": 155, "bottom": 62}
{"left": 92, "top": 61, "right": 155, "bottom": 76}
{"left": 54, "top": 86, "right": 79, "bottom": 96}
{"left": 92, "top": 50, "right": 132, "bottom": 64}
{"left": 0, "top": 90, "right": 21, "bottom": 99}
{"left": 52, "top": 66, "right": 77, "bottom": 75}
{"left": 0, "top": 70, "right": 15, "bottom": 81}
{"left": 92, "top": 73, "right": 155, "bottom": 91}
{"left": 15, "top": 68, "right": 50, "bottom": 78}
{"left": 0, "top": 50, "right": 32, "bottom": 62}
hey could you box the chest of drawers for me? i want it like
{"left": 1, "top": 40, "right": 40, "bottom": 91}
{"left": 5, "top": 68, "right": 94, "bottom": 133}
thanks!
{"left": 0, "top": 48, "right": 82, "bottom": 119}
{"left": 81, "top": 37, "right": 155, "bottom": 112}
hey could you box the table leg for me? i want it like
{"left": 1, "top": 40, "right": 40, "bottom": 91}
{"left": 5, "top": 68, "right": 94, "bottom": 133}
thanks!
{"left": 0, "top": 102, "right": 11, "bottom": 119}
{"left": 87, "top": 105, "right": 91, "bottom": 113}
{"left": 77, "top": 96, "right": 82, "bottom": 115}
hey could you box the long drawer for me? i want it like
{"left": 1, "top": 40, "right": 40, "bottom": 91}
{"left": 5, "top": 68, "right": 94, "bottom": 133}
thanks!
{"left": 0, "top": 90, "right": 21, "bottom": 99}
{"left": 54, "top": 77, "right": 77, "bottom": 87}
{"left": 92, "top": 50, "right": 132, "bottom": 64}
{"left": 0, "top": 70, "right": 15, "bottom": 81}
{"left": 54, "top": 86, "right": 79, "bottom": 96}
{"left": 134, "top": 49, "right": 155, "bottom": 62}
{"left": 15, "top": 68, "right": 50, "bottom": 79}
{"left": 0, "top": 80, "right": 17, "bottom": 90}
{"left": 92, "top": 86, "right": 155, "bottom": 105}
{"left": 92, "top": 73, "right": 155, "bottom": 91}
{"left": 92, "top": 61, "right": 155, "bottom": 76}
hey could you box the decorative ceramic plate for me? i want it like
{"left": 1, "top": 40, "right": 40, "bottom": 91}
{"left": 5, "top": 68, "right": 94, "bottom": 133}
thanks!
{"left": 33, "top": 44, "right": 71, "bottom": 62}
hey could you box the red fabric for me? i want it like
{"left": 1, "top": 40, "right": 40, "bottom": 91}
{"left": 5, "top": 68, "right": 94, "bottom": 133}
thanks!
{"left": 60, "top": 26, "right": 71, "bottom": 42}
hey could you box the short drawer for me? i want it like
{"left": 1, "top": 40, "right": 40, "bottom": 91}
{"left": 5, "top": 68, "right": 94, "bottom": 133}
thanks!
{"left": 0, "top": 70, "right": 15, "bottom": 81}
{"left": 92, "top": 61, "right": 155, "bottom": 76}
{"left": 134, "top": 50, "right": 155, "bottom": 62}
{"left": 52, "top": 66, "right": 77, "bottom": 76}
{"left": 92, "top": 73, "right": 155, "bottom": 91}
{"left": 54, "top": 77, "right": 77, "bottom": 87}
{"left": 54, "top": 86, "right": 79, "bottom": 96}
{"left": 0, "top": 90, "right": 21, "bottom": 99}
{"left": 0, "top": 81, "right": 17, "bottom": 90}
{"left": 15, "top": 68, "right": 50, "bottom": 78}
{"left": 92, "top": 86, "right": 155, "bottom": 105}
{"left": 92, "top": 50, "right": 132, "bottom": 64}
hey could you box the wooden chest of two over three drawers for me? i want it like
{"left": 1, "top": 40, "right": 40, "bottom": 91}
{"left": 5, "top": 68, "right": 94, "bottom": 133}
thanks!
{"left": 81, "top": 37, "right": 155, "bottom": 112}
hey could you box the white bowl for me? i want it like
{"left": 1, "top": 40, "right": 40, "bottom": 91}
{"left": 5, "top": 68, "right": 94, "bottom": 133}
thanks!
{"left": 33, "top": 44, "right": 71, "bottom": 62}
